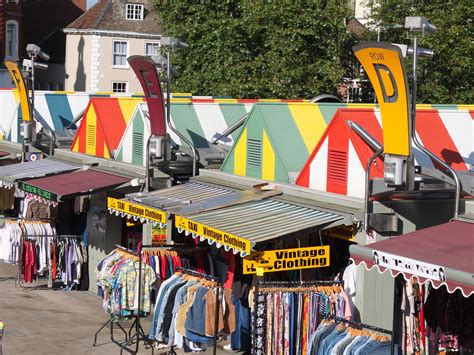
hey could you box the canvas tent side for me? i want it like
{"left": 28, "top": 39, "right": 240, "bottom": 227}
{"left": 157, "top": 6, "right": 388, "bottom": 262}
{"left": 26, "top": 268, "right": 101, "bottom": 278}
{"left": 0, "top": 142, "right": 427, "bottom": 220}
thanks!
{"left": 220, "top": 102, "right": 351, "bottom": 183}
{"left": 296, "top": 106, "right": 474, "bottom": 198}
{"left": 71, "top": 97, "right": 140, "bottom": 158}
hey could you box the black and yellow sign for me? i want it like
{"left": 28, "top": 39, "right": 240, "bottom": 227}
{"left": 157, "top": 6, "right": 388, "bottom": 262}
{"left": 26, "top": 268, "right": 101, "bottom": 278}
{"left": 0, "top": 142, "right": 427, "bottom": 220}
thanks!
{"left": 243, "top": 246, "right": 330, "bottom": 274}
{"left": 320, "top": 225, "right": 356, "bottom": 242}
{"left": 5, "top": 60, "right": 31, "bottom": 122}
{"left": 353, "top": 42, "right": 411, "bottom": 157}
{"left": 174, "top": 215, "right": 251, "bottom": 254}
{"left": 107, "top": 197, "right": 166, "bottom": 224}
{"left": 19, "top": 182, "right": 57, "bottom": 202}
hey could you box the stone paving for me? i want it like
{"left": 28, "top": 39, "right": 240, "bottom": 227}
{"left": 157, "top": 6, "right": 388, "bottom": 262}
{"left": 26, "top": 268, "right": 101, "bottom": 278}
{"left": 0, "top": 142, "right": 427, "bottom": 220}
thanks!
{"left": 0, "top": 261, "right": 233, "bottom": 354}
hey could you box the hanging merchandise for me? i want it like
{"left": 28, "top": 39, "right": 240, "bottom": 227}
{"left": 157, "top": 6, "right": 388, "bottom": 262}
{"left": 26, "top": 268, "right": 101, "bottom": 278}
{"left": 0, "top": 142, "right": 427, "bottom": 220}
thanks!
{"left": 0, "top": 220, "right": 55, "bottom": 265}
{"left": 96, "top": 247, "right": 156, "bottom": 319}
{"left": 148, "top": 268, "right": 229, "bottom": 353}
{"left": 308, "top": 318, "right": 400, "bottom": 355}
{"left": 422, "top": 285, "right": 474, "bottom": 353}
{"left": 251, "top": 281, "right": 350, "bottom": 355}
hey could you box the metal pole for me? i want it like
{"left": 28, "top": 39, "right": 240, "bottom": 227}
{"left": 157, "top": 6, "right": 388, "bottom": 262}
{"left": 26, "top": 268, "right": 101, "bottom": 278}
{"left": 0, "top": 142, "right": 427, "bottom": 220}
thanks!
{"left": 410, "top": 35, "right": 461, "bottom": 219}
{"left": 363, "top": 148, "right": 384, "bottom": 233}
{"left": 145, "top": 135, "right": 151, "bottom": 192}
{"left": 164, "top": 51, "right": 197, "bottom": 176}
{"left": 213, "top": 286, "right": 220, "bottom": 355}
{"left": 390, "top": 279, "right": 397, "bottom": 355}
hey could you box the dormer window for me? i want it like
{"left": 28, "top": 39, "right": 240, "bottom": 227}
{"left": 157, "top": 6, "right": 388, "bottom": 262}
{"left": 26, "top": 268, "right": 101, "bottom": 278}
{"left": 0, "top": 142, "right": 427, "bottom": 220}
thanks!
{"left": 126, "top": 3, "right": 144, "bottom": 20}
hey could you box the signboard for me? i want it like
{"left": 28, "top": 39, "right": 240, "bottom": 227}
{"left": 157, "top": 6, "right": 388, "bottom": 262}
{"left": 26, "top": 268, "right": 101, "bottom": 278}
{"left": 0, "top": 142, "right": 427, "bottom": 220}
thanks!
{"left": 243, "top": 246, "right": 330, "bottom": 274}
{"left": 128, "top": 56, "right": 166, "bottom": 136}
{"left": 174, "top": 215, "right": 251, "bottom": 254}
{"left": 353, "top": 42, "right": 411, "bottom": 156}
{"left": 372, "top": 250, "right": 446, "bottom": 282}
{"left": 107, "top": 197, "right": 166, "bottom": 224}
{"left": 5, "top": 60, "right": 31, "bottom": 122}
{"left": 320, "top": 225, "right": 356, "bottom": 242}
{"left": 19, "top": 181, "right": 57, "bottom": 202}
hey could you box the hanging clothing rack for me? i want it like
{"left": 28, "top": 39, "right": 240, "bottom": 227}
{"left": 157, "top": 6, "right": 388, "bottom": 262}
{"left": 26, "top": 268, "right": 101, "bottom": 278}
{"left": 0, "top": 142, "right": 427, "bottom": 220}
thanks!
{"left": 17, "top": 234, "right": 83, "bottom": 289}
{"left": 331, "top": 316, "right": 392, "bottom": 335}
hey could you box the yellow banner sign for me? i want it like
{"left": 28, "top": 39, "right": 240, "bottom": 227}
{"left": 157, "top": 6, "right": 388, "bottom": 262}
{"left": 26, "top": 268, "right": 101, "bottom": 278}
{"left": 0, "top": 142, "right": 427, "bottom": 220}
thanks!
{"left": 243, "top": 246, "right": 330, "bottom": 274}
{"left": 353, "top": 42, "right": 411, "bottom": 156}
{"left": 320, "top": 225, "right": 356, "bottom": 242}
{"left": 107, "top": 197, "right": 166, "bottom": 224}
{"left": 174, "top": 215, "right": 251, "bottom": 254}
{"left": 5, "top": 60, "right": 31, "bottom": 122}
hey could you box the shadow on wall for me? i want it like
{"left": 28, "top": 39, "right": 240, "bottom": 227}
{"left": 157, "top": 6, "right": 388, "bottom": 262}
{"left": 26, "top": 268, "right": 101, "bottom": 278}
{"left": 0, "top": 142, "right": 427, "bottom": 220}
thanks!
{"left": 74, "top": 36, "right": 86, "bottom": 91}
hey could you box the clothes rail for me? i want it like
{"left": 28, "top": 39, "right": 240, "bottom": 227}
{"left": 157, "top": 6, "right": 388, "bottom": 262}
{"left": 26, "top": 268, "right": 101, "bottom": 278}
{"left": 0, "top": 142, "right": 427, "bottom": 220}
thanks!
{"left": 257, "top": 280, "right": 343, "bottom": 286}
{"left": 176, "top": 266, "right": 220, "bottom": 282}
{"left": 331, "top": 316, "right": 395, "bottom": 355}
{"left": 94, "top": 245, "right": 140, "bottom": 350}
{"left": 331, "top": 316, "right": 392, "bottom": 335}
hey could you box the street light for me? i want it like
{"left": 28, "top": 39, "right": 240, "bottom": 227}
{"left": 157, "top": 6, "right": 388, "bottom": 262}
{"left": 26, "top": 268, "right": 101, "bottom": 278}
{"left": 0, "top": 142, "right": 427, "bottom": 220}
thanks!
{"left": 156, "top": 36, "right": 197, "bottom": 176}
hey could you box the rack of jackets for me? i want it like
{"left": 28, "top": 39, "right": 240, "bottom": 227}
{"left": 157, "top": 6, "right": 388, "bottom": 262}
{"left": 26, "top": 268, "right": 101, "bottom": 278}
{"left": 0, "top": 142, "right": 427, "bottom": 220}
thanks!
{"left": 252, "top": 280, "right": 349, "bottom": 355}
{"left": 149, "top": 268, "right": 232, "bottom": 353}
{"left": 308, "top": 317, "right": 401, "bottom": 355}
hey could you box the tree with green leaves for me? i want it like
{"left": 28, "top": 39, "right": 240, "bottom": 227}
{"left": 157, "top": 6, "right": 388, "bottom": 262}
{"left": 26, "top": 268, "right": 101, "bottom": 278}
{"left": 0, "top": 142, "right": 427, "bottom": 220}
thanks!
{"left": 154, "top": 1, "right": 353, "bottom": 99}
{"left": 367, "top": 0, "right": 473, "bottom": 104}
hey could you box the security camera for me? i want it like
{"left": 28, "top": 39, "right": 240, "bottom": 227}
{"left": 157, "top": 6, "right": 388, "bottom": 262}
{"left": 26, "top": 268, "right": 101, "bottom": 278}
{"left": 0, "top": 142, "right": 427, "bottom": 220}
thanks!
{"left": 404, "top": 17, "right": 436, "bottom": 36}
{"left": 26, "top": 43, "right": 50, "bottom": 61}
{"left": 160, "top": 37, "right": 189, "bottom": 51}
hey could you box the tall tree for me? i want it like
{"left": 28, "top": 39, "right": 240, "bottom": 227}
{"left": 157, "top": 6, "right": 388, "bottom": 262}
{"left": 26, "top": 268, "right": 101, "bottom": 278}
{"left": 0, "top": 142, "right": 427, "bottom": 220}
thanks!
{"left": 154, "top": 1, "right": 352, "bottom": 99}
{"left": 367, "top": 0, "right": 473, "bottom": 104}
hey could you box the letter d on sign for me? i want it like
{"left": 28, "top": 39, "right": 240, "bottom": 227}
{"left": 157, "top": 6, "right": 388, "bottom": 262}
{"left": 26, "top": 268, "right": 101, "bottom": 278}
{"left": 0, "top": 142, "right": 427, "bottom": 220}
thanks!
{"left": 353, "top": 42, "right": 411, "bottom": 157}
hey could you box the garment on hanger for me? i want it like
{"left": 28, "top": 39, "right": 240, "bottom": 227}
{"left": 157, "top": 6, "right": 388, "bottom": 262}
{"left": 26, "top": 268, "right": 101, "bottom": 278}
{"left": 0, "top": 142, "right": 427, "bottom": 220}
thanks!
{"left": 251, "top": 283, "right": 351, "bottom": 355}
{"left": 96, "top": 248, "right": 156, "bottom": 319}
{"left": 149, "top": 270, "right": 234, "bottom": 352}
{"left": 308, "top": 319, "right": 402, "bottom": 355}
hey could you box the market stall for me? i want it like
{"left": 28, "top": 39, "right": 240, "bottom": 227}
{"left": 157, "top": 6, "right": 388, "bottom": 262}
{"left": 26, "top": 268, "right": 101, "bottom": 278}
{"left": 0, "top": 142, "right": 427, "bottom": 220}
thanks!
{"left": 350, "top": 220, "right": 474, "bottom": 353}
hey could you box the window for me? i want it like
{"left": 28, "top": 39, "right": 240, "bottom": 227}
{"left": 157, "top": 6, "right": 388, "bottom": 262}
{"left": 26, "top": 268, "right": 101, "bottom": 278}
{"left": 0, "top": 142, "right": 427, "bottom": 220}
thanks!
{"left": 113, "top": 41, "right": 128, "bottom": 66}
{"left": 126, "top": 3, "right": 144, "bottom": 20}
{"left": 5, "top": 20, "right": 19, "bottom": 59}
{"left": 145, "top": 42, "right": 160, "bottom": 57}
{"left": 112, "top": 81, "right": 127, "bottom": 93}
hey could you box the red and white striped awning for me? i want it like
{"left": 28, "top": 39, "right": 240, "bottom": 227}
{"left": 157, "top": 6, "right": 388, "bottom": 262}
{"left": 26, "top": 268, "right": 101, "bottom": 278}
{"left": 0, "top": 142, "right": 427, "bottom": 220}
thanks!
{"left": 350, "top": 221, "right": 474, "bottom": 297}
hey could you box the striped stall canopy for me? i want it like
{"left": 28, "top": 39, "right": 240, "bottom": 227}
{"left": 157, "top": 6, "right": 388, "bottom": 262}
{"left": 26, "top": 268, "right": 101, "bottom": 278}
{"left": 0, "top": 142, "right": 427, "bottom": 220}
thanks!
{"left": 220, "top": 102, "right": 351, "bottom": 183}
{"left": 296, "top": 106, "right": 474, "bottom": 199}
{"left": 0, "top": 89, "right": 114, "bottom": 143}
{"left": 71, "top": 97, "right": 141, "bottom": 158}
{"left": 86, "top": 98, "right": 296, "bottom": 163}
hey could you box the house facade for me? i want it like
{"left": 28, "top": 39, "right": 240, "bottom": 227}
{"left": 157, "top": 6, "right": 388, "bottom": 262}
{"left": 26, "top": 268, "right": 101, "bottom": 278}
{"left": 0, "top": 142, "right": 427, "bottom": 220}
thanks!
{"left": 63, "top": 0, "right": 161, "bottom": 93}
{"left": 0, "top": 0, "right": 24, "bottom": 88}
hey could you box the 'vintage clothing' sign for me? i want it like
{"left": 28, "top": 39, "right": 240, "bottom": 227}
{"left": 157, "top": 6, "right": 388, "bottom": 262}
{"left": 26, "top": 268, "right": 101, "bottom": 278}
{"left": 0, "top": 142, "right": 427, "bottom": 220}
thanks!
{"left": 243, "top": 246, "right": 330, "bottom": 274}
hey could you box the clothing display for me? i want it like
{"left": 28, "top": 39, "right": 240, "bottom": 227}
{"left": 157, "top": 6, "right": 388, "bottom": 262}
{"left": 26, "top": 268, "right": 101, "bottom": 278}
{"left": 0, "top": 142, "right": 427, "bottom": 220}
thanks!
{"left": 149, "top": 270, "right": 235, "bottom": 352}
{"left": 20, "top": 236, "right": 86, "bottom": 285}
{"left": 252, "top": 282, "right": 351, "bottom": 355}
{"left": 308, "top": 319, "right": 401, "bottom": 355}
{"left": 0, "top": 220, "right": 55, "bottom": 264}
{"left": 96, "top": 248, "right": 157, "bottom": 319}
{"left": 423, "top": 285, "right": 474, "bottom": 353}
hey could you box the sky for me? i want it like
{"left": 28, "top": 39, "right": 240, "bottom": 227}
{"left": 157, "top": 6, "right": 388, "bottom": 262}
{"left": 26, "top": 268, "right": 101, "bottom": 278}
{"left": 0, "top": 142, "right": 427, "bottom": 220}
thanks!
{"left": 87, "top": 0, "right": 97, "bottom": 9}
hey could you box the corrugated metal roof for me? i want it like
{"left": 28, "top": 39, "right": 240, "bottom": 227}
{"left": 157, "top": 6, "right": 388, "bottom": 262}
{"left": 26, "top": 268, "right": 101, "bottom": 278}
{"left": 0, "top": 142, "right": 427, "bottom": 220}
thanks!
{"left": 0, "top": 159, "right": 80, "bottom": 188}
{"left": 19, "top": 169, "right": 130, "bottom": 201}
{"left": 185, "top": 199, "right": 344, "bottom": 245}
{"left": 130, "top": 182, "right": 238, "bottom": 210}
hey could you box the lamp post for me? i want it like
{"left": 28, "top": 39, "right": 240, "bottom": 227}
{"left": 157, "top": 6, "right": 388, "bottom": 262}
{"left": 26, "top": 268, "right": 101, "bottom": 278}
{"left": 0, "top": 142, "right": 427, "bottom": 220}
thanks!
{"left": 156, "top": 36, "right": 197, "bottom": 177}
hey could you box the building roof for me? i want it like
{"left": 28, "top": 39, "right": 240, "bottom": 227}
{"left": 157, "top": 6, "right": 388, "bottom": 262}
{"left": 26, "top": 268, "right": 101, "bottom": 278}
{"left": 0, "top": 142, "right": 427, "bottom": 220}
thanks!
{"left": 65, "top": 0, "right": 161, "bottom": 34}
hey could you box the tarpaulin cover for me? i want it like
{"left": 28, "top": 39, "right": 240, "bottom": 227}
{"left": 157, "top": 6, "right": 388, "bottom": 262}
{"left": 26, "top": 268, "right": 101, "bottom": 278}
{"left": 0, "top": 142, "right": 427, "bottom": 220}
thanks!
{"left": 350, "top": 221, "right": 474, "bottom": 297}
